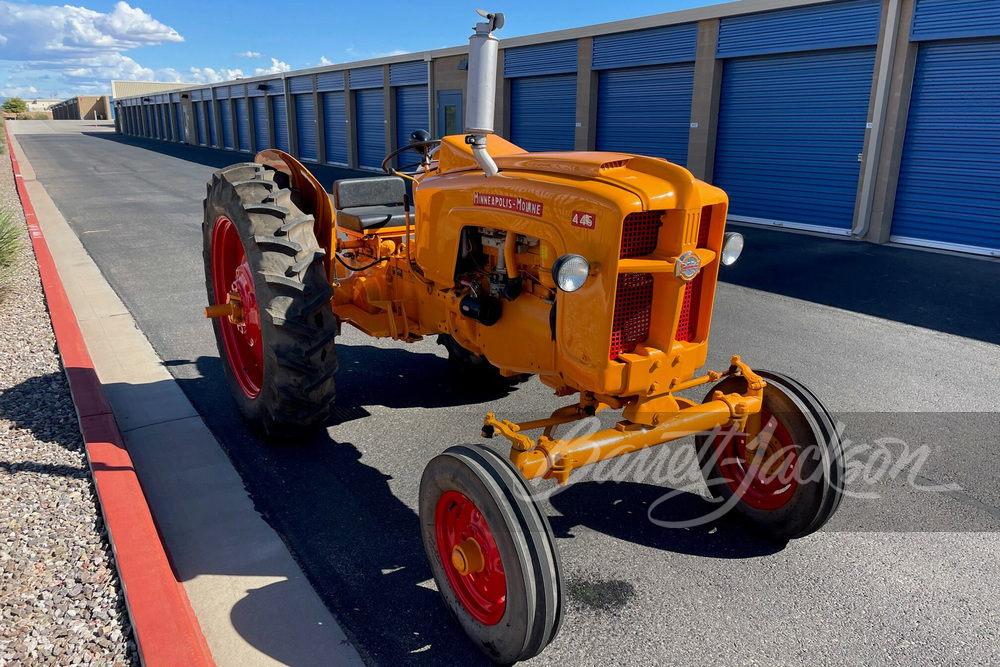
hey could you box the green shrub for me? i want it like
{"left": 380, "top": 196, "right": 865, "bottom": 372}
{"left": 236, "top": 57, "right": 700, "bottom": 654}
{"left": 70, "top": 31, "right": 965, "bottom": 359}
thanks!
{"left": 0, "top": 207, "right": 21, "bottom": 301}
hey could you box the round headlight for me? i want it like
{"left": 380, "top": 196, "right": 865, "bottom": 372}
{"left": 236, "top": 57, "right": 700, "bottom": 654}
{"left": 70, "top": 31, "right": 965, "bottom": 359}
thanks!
{"left": 552, "top": 254, "right": 590, "bottom": 292}
{"left": 721, "top": 232, "right": 744, "bottom": 266}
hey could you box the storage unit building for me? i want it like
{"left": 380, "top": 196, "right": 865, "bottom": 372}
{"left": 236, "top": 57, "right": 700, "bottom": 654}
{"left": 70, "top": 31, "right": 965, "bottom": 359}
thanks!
{"left": 592, "top": 23, "right": 698, "bottom": 165}
{"left": 291, "top": 76, "right": 317, "bottom": 161}
{"left": 351, "top": 67, "right": 386, "bottom": 169}
{"left": 318, "top": 72, "right": 348, "bottom": 165}
{"left": 889, "top": 0, "right": 1000, "bottom": 256}
{"left": 505, "top": 41, "right": 578, "bottom": 152}
{"left": 112, "top": 0, "right": 1000, "bottom": 259}
{"left": 172, "top": 95, "right": 185, "bottom": 143}
{"left": 391, "top": 62, "right": 429, "bottom": 169}
{"left": 713, "top": 0, "right": 882, "bottom": 234}
{"left": 271, "top": 94, "right": 289, "bottom": 152}
{"left": 234, "top": 94, "right": 249, "bottom": 152}
{"left": 217, "top": 88, "right": 234, "bottom": 150}
{"left": 206, "top": 94, "right": 218, "bottom": 148}
{"left": 194, "top": 97, "right": 207, "bottom": 146}
{"left": 250, "top": 88, "right": 269, "bottom": 151}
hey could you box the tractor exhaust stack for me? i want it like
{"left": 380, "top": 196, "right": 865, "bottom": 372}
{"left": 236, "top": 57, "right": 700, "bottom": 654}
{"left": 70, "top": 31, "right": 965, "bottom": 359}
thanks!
{"left": 466, "top": 9, "right": 504, "bottom": 177}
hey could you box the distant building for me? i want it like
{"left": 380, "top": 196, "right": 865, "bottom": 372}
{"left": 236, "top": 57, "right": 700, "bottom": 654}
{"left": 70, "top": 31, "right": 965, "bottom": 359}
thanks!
{"left": 51, "top": 96, "right": 113, "bottom": 120}
{"left": 25, "top": 99, "right": 62, "bottom": 112}
{"left": 110, "top": 81, "right": 185, "bottom": 99}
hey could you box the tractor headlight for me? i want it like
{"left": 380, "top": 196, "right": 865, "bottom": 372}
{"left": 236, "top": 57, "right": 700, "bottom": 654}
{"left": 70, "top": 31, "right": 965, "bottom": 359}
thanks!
{"left": 552, "top": 254, "right": 590, "bottom": 292}
{"left": 721, "top": 232, "right": 744, "bottom": 266}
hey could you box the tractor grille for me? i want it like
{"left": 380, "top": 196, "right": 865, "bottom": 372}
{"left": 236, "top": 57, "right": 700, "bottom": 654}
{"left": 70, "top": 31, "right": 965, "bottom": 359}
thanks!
{"left": 698, "top": 206, "right": 712, "bottom": 246}
{"left": 609, "top": 273, "right": 654, "bottom": 359}
{"left": 619, "top": 211, "right": 662, "bottom": 258}
{"left": 675, "top": 275, "right": 703, "bottom": 342}
{"left": 611, "top": 206, "right": 715, "bottom": 358}
{"left": 677, "top": 206, "right": 712, "bottom": 342}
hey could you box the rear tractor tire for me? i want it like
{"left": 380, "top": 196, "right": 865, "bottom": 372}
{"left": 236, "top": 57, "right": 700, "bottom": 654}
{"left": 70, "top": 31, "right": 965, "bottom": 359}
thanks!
{"left": 203, "top": 162, "right": 339, "bottom": 440}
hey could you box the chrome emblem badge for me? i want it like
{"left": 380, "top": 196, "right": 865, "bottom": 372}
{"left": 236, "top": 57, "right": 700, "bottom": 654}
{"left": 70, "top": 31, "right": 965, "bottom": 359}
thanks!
{"left": 675, "top": 251, "right": 701, "bottom": 281}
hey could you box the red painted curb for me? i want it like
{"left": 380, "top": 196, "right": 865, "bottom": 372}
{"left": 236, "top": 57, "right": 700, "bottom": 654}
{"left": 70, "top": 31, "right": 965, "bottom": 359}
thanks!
{"left": 4, "top": 123, "right": 215, "bottom": 667}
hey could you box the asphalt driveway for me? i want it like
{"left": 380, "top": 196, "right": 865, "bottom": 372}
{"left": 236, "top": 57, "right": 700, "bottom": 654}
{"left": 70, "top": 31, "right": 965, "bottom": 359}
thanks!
{"left": 12, "top": 121, "right": 1000, "bottom": 666}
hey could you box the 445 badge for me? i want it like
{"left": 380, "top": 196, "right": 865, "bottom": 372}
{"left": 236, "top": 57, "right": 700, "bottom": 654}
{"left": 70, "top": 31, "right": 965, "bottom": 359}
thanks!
{"left": 572, "top": 211, "right": 596, "bottom": 229}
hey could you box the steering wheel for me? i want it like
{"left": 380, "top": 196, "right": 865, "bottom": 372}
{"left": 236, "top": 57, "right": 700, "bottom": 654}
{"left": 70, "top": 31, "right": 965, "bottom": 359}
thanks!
{"left": 381, "top": 139, "right": 441, "bottom": 175}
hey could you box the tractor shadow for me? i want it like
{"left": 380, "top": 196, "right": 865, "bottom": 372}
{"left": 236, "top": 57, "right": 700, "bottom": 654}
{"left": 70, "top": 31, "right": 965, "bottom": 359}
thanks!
{"left": 158, "top": 352, "right": 515, "bottom": 665}
{"left": 167, "top": 342, "right": 519, "bottom": 429}
{"left": 328, "top": 341, "right": 522, "bottom": 424}
{"left": 547, "top": 481, "right": 785, "bottom": 559}
{"left": 215, "top": 426, "right": 492, "bottom": 666}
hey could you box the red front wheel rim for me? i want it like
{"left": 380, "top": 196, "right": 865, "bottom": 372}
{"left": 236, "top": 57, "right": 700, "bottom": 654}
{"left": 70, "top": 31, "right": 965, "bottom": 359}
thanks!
{"left": 714, "top": 409, "right": 799, "bottom": 511}
{"left": 211, "top": 215, "right": 263, "bottom": 399}
{"left": 435, "top": 490, "right": 507, "bottom": 626}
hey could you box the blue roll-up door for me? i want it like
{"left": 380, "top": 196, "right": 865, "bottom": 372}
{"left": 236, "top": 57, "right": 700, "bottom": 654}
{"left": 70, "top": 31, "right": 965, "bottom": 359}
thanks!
{"left": 207, "top": 102, "right": 217, "bottom": 147}
{"left": 234, "top": 98, "right": 249, "bottom": 151}
{"left": 153, "top": 106, "right": 162, "bottom": 139}
{"left": 219, "top": 100, "right": 234, "bottom": 150}
{"left": 713, "top": 48, "right": 876, "bottom": 233}
{"left": 891, "top": 39, "right": 1000, "bottom": 254}
{"left": 509, "top": 75, "right": 576, "bottom": 152}
{"left": 271, "top": 96, "right": 289, "bottom": 152}
{"left": 295, "top": 95, "right": 317, "bottom": 161}
{"left": 252, "top": 97, "right": 268, "bottom": 150}
{"left": 356, "top": 88, "right": 385, "bottom": 168}
{"left": 596, "top": 63, "right": 694, "bottom": 164}
{"left": 194, "top": 102, "right": 206, "bottom": 146}
{"left": 395, "top": 85, "right": 428, "bottom": 168}
{"left": 174, "top": 104, "right": 185, "bottom": 143}
{"left": 163, "top": 105, "right": 172, "bottom": 141}
{"left": 323, "top": 92, "right": 348, "bottom": 164}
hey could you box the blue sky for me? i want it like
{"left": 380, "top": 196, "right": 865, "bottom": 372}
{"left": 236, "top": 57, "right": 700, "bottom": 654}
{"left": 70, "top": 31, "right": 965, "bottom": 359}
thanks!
{"left": 0, "top": 0, "right": 727, "bottom": 99}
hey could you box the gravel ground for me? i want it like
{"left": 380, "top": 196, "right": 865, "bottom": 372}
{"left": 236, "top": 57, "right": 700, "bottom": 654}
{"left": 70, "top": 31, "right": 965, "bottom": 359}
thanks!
{"left": 0, "top": 137, "right": 138, "bottom": 666}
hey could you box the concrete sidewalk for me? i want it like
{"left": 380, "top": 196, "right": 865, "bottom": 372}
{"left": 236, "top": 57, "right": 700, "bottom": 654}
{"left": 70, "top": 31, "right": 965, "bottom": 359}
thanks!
{"left": 8, "top": 127, "right": 364, "bottom": 667}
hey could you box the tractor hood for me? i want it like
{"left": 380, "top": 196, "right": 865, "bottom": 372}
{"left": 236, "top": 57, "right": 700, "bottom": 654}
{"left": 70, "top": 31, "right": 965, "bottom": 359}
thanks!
{"left": 433, "top": 135, "right": 710, "bottom": 213}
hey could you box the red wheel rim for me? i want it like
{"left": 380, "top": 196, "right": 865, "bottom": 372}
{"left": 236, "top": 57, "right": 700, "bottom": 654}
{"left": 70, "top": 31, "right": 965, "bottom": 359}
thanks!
{"left": 713, "top": 409, "right": 798, "bottom": 511}
{"left": 211, "top": 215, "right": 263, "bottom": 399}
{"left": 435, "top": 490, "right": 506, "bottom": 625}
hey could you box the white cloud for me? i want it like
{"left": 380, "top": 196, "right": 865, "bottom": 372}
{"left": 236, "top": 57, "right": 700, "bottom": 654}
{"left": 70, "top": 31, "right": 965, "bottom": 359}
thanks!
{"left": 178, "top": 67, "right": 245, "bottom": 84}
{"left": 235, "top": 51, "right": 262, "bottom": 59}
{"left": 0, "top": 1, "right": 182, "bottom": 61}
{"left": 318, "top": 55, "right": 333, "bottom": 66}
{"left": 254, "top": 58, "right": 290, "bottom": 76}
{"left": 0, "top": 84, "right": 39, "bottom": 98}
{"left": 344, "top": 46, "right": 409, "bottom": 60}
{"left": 0, "top": 1, "right": 188, "bottom": 96}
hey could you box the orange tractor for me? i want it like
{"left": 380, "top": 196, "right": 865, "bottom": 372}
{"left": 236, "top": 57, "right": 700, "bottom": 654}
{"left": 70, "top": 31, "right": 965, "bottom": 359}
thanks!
{"left": 202, "top": 11, "right": 845, "bottom": 663}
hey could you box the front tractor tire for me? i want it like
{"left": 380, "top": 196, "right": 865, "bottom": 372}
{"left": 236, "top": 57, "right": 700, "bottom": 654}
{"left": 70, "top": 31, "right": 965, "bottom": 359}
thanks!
{"left": 420, "top": 445, "right": 564, "bottom": 664}
{"left": 696, "top": 371, "right": 845, "bottom": 541}
{"left": 203, "top": 163, "right": 339, "bottom": 440}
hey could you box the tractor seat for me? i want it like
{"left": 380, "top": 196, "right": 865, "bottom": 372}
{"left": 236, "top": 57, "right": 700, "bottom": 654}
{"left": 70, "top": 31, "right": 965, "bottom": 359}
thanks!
{"left": 333, "top": 176, "right": 407, "bottom": 233}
